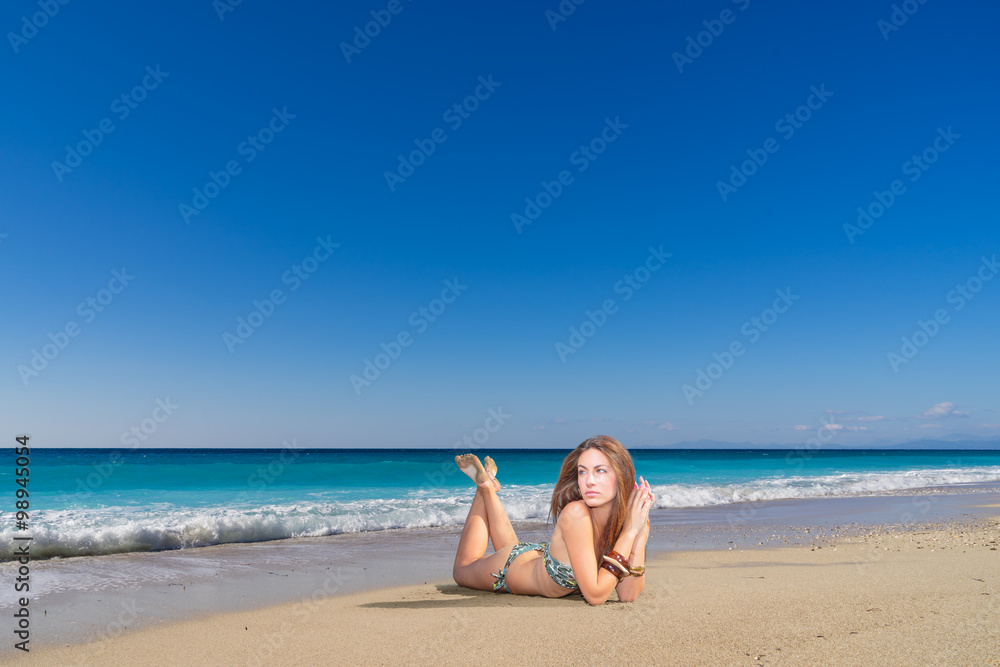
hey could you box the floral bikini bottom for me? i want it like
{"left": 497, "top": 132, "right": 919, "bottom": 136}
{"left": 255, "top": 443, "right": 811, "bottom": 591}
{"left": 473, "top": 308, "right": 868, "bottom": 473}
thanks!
{"left": 491, "top": 541, "right": 578, "bottom": 592}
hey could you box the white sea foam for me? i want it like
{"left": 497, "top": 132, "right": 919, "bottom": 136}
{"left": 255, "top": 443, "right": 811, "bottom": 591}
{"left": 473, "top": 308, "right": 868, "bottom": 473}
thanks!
{"left": 649, "top": 467, "right": 1000, "bottom": 508}
{"left": 3, "top": 467, "right": 998, "bottom": 560}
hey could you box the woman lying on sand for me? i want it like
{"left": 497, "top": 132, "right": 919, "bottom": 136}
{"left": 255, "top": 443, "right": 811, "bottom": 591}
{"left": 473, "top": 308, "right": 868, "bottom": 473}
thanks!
{"left": 452, "top": 435, "right": 654, "bottom": 605}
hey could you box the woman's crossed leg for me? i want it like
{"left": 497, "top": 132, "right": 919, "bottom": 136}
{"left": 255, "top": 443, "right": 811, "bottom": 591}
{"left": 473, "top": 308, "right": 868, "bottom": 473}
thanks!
{"left": 452, "top": 454, "right": 522, "bottom": 590}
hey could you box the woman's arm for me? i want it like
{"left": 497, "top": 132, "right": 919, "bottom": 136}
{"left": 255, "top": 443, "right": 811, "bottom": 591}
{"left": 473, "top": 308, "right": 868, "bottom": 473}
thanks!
{"left": 559, "top": 501, "right": 640, "bottom": 606}
{"left": 614, "top": 518, "right": 649, "bottom": 602}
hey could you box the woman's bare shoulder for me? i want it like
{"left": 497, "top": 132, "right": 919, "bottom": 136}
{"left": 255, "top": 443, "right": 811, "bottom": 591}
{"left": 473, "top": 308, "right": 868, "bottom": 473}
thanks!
{"left": 558, "top": 500, "right": 591, "bottom": 522}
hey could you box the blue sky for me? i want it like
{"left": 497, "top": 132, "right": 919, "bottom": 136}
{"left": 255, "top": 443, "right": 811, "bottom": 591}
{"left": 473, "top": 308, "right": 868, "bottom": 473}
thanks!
{"left": 2, "top": 0, "right": 998, "bottom": 448}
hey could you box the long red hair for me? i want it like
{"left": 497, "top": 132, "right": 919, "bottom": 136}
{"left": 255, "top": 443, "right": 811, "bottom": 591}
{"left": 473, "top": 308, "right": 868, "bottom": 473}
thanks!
{"left": 549, "top": 435, "right": 636, "bottom": 553}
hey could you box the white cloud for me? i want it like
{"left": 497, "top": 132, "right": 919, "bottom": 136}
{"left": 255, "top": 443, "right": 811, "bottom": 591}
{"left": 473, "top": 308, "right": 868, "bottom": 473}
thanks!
{"left": 919, "top": 402, "right": 970, "bottom": 419}
{"left": 824, "top": 411, "right": 893, "bottom": 423}
{"left": 792, "top": 425, "right": 810, "bottom": 431}
{"left": 819, "top": 423, "right": 866, "bottom": 432}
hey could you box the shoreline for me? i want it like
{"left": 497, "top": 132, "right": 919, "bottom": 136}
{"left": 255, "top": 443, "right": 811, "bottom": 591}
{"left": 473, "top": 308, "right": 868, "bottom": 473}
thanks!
{"left": 3, "top": 487, "right": 999, "bottom": 661}
{"left": 9, "top": 512, "right": 999, "bottom": 665}
{"left": 0, "top": 485, "right": 1000, "bottom": 656}
{"left": 11, "top": 449, "right": 1000, "bottom": 562}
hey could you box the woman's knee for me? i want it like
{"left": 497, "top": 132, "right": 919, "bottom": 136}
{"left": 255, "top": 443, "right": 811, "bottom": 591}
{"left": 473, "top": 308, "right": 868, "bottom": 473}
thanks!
{"left": 454, "top": 562, "right": 493, "bottom": 590}
{"left": 453, "top": 563, "right": 472, "bottom": 587}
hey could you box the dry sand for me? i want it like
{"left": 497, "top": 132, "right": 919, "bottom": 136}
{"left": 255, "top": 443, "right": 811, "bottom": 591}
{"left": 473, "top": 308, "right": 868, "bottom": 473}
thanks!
{"left": 10, "top": 518, "right": 999, "bottom": 666}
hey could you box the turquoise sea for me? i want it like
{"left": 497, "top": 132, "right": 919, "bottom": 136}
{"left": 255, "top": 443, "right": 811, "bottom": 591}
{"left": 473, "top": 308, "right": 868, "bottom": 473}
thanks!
{"left": 4, "top": 447, "right": 1000, "bottom": 560}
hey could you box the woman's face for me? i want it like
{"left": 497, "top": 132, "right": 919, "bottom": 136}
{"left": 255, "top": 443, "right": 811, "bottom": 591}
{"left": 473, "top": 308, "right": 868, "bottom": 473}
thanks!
{"left": 577, "top": 448, "right": 618, "bottom": 508}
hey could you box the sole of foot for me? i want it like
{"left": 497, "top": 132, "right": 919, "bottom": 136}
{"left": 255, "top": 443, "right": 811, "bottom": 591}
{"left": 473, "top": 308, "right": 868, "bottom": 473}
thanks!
{"left": 455, "top": 454, "right": 500, "bottom": 491}
{"left": 484, "top": 456, "right": 501, "bottom": 492}
{"left": 455, "top": 454, "right": 491, "bottom": 489}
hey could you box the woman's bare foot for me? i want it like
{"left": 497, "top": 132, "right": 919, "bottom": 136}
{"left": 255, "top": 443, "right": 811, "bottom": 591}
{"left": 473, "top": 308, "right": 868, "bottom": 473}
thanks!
{"left": 455, "top": 454, "right": 492, "bottom": 490}
{"left": 484, "top": 455, "right": 501, "bottom": 492}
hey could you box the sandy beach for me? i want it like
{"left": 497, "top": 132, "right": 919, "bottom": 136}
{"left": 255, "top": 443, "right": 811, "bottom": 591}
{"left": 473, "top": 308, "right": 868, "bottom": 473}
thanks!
{"left": 9, "top": 0, "right": 1000, "bottom": 661}
{"left": 10, "top": 509, "right": 999, "bottom": 666}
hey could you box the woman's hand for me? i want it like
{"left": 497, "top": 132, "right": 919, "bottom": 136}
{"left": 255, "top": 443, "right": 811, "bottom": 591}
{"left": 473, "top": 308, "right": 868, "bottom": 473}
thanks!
{"left": 623, "top": 476, "right": 655, "bottom": 538}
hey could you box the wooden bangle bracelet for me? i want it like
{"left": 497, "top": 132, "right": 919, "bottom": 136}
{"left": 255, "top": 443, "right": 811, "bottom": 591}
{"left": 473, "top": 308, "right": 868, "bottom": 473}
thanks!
{"left": 600, "top": 561, "right": 626, "bottom": 582}
{"left": 603, "top": 550, "right": 631, "bottom": 572}
{"left": 602, "top": 555, "right": 630, "bottom": 575}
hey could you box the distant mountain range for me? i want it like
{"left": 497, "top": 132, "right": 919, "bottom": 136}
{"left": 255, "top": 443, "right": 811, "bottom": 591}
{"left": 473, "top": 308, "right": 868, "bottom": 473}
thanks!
{"left": 637, "top": 437, "right": 1000, "bottom": 450}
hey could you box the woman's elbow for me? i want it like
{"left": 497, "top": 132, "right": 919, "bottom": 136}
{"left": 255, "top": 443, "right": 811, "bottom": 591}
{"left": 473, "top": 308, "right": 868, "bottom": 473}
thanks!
{"left": 616, "top": 584, "right": 644, "bottom": 603}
